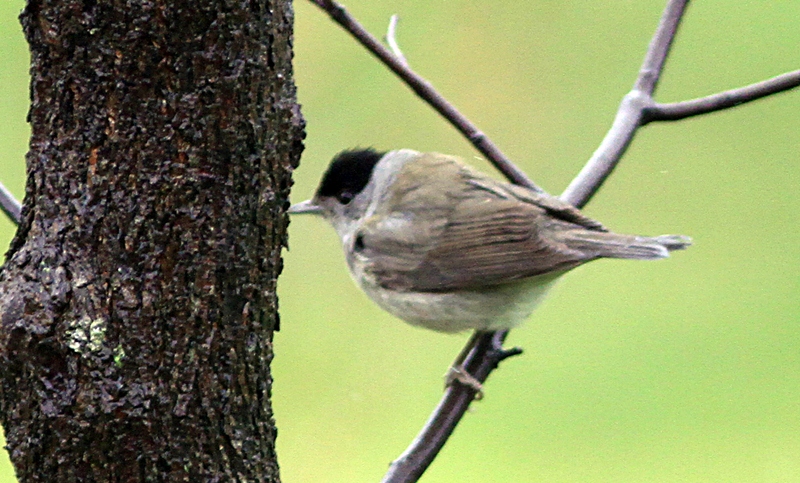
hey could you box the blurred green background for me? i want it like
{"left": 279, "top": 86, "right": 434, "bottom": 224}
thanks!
{"left": 1, "top": 1, "right": 799, "bottom": 482}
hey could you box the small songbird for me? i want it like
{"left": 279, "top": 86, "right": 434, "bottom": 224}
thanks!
{"left": 289, "top": 149, "right": 691, "bottom": 334}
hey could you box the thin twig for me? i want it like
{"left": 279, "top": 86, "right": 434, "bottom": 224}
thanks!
{"left": 385, "top": 15, "right": 407, "bottom": 66}
{"left": 633, "top": 0, "right": 687, "bottom": 95}
{"left": 308, "top": 0, "right": 543, "bottom": 192}
{"left": 646, "top": 69, "right": 800, "bottom": 122}
{"left": 560, "top": 0, "right": 689, "bottom": 208}
{"left": 0, "top": 180, "right": 21, "bottom": 225}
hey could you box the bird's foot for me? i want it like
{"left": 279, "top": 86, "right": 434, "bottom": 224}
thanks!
{"left": 444, "top": 365, "right": 484, "bottom": 400}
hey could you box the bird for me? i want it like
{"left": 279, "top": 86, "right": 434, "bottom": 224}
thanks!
{"left": 289, "top": 148, "right": 691, "bottom": 335}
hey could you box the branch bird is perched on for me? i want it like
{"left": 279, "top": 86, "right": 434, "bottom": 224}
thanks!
{"left": 290, "top": 149, "right": 691, "bottom": 334}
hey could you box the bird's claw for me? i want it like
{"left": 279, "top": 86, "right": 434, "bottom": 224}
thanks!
{"left": 444, "top": 365, "right": 484, "bottom": 400}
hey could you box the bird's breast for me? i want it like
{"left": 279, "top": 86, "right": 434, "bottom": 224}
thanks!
{"left": 350, "top": 267, "right": 562, "bottom": 333}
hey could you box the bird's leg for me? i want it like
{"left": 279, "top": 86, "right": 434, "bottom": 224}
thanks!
{"left": 444, "top": 330, "right": 523, "bottom": 400}
{"left": 444, "top": 331, "right": 485, "bottom": 399}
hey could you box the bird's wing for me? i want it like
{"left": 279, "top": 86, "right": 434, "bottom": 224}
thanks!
{"left": 355, "top": 155, "right": 595, "bottom": 292}
{"left": 470, "top": 178, "right": 607, "bottom": 231}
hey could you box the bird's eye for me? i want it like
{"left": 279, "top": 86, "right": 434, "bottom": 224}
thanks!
{"left": 354, "top": 233, "right": 365, "bottom": 252}
{"left": 338, "top": 191, "right": 354, "bottom": 205}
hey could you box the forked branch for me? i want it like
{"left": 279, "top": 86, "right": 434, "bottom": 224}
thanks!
{"left": 560, "top": 0, "right": 688, "bottom": 207}
{"left": 307, "top": 1, "right": 800, "bottom": 483}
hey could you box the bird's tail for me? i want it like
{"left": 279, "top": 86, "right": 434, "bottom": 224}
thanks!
{"left": 562, "top": 232, "right": 692, "bottom": 260}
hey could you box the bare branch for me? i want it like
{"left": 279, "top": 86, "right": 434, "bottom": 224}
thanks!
{"left": 634, "top": 0, "right": 688, "bottom": 96}
{"left": 560, "top": 0, "right": 689, "bottom": 208}
{"left": 559, "top": 91, "right": 652, "bottom": 209}
{"left": 308, "top": 0, "right": 543, "bottom": 192}
{"left": 0, "top": 180, "right": 21, "bottom": 225}
{"left": 385, "top": 15, "right": 407, "bottom": 66}
{"left": 646, "top": 69, "right": 800, "bottom": 122}
{"left": 381, "top": 332, "right": 521, "bottom": 483}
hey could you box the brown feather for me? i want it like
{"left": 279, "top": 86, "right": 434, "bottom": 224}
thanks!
{"left": 357, "top": 153, "right": 597, "bottom": 292}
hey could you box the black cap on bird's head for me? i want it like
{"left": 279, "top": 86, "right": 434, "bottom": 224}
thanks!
{"left": 316, "top": 148, "right": 385, "bottom": 204}
{"left": 288, "top": 148, "right": 386, "bottom": 215}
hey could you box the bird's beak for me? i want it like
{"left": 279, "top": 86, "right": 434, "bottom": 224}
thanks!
{"left": 287, "top": 199, "right": 324, "bottom": 215}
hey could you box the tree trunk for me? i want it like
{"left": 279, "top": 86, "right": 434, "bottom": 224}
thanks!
{"left": 0, "top": 0, "right": 304, "bottom": 481}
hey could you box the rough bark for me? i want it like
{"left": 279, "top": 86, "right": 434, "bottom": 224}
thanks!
{"left": 0, "top": 0, "right": 304, "bottom": 481}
